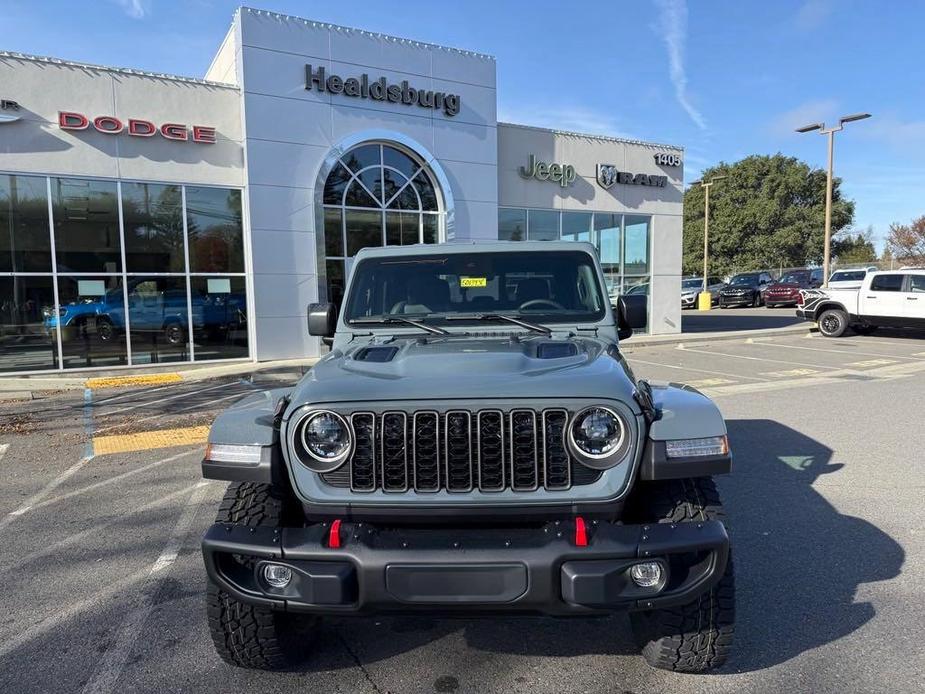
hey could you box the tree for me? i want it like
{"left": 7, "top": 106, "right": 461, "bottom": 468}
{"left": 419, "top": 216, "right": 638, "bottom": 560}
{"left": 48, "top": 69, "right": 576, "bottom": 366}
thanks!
{"left": 682, "top": 154, "right": 855, "bottom": 277}
{"left": 833, "top": 226, "right": 877, "bottom": 265}
{"left": 886, "top": 215, "right": 925, "bottom": 266}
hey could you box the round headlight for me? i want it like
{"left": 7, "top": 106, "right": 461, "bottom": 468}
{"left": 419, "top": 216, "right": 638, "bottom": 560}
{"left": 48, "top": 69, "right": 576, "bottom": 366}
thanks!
{"left": 298, "top": 411, "right": 352, "bottom": 470}
{"left": 568, "top": 407, "right": 625, "bottom": 464}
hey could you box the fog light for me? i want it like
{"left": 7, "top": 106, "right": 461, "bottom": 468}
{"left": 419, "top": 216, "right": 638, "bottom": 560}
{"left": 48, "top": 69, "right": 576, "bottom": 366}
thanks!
{"left": 630, "top": 561, "right": 662, "bottom": 588}
{"left": 263, "top": 563, "right": 293, "bottom": 588}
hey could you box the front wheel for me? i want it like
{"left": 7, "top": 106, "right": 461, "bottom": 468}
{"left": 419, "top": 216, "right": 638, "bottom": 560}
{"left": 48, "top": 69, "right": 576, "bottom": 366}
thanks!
{"left": 818, "top": 308, "right": 849, "bottom": 337}
{"left": 206, "top": 482, "right": 315, "bottom": 670}
{"left": 626, "top": 477, "right": 735, "bottom": 673}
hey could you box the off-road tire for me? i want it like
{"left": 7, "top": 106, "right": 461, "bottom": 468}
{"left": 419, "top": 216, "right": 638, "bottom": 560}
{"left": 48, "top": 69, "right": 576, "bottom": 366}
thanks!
{"left": 626, "top": 477, "right": 735, "bottom": 673}
{"left": 818, "top": 307, "right": 848, "bottom": 337}
{"left": 206, "top": 482, "right": 312, "bottom": 670}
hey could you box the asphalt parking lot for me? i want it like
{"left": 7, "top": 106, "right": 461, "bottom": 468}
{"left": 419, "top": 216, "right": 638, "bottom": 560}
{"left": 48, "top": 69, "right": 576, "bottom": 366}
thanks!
{"left": 1, "top": 330, "right": 924, "bottom": 693}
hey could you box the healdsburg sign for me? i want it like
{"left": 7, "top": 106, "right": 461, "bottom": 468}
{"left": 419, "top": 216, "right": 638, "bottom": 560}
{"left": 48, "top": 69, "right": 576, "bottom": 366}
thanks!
{"left": 305, "top": 65, "right": 461, "bottom": 117}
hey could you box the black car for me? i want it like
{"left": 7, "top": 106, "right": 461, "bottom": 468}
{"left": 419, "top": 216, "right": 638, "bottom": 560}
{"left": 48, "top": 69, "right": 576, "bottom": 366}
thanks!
{"left": 718, "top": 271, "right": 773, "bottom": 308}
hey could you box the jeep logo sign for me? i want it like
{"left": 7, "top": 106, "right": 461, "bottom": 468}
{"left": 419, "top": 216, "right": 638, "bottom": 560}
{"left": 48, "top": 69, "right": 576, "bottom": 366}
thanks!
{"left": 519, "top": 154, "right": 576, "bottom": 188}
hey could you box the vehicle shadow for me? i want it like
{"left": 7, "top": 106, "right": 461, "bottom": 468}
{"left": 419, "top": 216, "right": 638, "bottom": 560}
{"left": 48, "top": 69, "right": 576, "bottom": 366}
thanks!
{"left": 682, "top": 310, "right": 804, "bottom": 332}
{"left": 718, "top": 418, "right": 904, "bottom": 672}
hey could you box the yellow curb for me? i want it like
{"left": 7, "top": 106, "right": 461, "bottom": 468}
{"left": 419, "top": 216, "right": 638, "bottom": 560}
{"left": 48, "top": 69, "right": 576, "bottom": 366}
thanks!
{"left": 93, "top": 425, "right": 210, "bottom": 455}
{"left": 86, "top": 373, "right": 183, "bottom": 389}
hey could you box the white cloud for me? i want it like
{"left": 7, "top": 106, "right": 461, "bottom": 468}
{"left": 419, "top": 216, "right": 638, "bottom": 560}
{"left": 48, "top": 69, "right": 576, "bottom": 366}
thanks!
{"left": 769, "top": 98, "right": 839, "bottom": 136}
{"left": 112, "top": 0, "right": 148, "bottom": 19}
{"left": 653, "top": 0, "right": 706, "bottom": 131}
{"left": 498, "top": 104, "right": 638, "bottom": 141}
{"left": 795, "top": 0, "right": 832, "bottom": 32}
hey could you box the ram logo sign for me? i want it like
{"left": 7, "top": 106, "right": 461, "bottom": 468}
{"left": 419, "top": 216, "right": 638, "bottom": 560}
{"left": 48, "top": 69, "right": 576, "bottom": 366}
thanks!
{"left": 597, "top": 164, "right": 667, "bottom": 189}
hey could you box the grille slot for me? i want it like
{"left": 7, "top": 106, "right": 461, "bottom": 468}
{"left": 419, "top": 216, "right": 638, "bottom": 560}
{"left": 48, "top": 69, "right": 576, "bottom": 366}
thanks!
{"left": 509, "top": 410, "right": 538, "bottom": 491}
{"left": 542, "top": 409, "right": 571, "bottom": 490}
{"left": 445, "top": 411, "right": 473, "bottom": 492}
{"left": 412, "top": 411, "right": 440, "bottom": 492}
{"left": 380, "top": 412, "right": 408, "bottom": 492}
{"left": 350, "top": 412, "right": 376, "bottom": 492}
{"left": 477, "top": 410, "right": 506, "bottom": 491}
{"left": 327, "top": 408, "right": 591, "bottom": 493}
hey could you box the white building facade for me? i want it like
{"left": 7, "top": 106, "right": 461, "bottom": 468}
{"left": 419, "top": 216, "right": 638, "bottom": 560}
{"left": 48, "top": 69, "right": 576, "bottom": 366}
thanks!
{"left": 0, "top": 7, "right": 683, "bottom": 374}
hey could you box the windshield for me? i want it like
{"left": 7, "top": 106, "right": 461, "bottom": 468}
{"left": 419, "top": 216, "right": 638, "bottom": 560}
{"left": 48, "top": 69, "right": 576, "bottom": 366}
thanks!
{"left": 682, "top": 279, "right": 703, "bottom": 289}
{"left": 730, "top": 274, "right": 759, "bottom": 287}
{"left": 778, "top": 272, "right": 809, "bottom": 284}
{"left": 830, "top": 270, "right": 866, "bottom": 281}
{"left": 344, "top": 251, "right": 607, "bottom": 324}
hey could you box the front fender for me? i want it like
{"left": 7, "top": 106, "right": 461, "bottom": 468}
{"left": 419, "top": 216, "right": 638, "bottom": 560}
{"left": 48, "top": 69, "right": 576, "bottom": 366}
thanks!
{"left": 639, "top": 382, "right": 731, "bottom": 481}
{"left": 201, "top": 387, "right": 292, "bottom": 484}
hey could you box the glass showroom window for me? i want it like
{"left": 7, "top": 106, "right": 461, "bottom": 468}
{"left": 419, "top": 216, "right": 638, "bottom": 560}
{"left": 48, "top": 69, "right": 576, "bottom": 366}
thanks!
{"left": 0, "top": 173, "right": 247, "bottom": 374}
{"left": 321, "top": 143, "right": 443, "bottom": 305}
{"left": 0, "top": 175, "right": 57, "bottom": 373}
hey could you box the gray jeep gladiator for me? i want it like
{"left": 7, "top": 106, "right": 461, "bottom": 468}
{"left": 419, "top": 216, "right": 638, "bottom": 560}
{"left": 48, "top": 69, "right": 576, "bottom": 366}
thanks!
{"left": 200, "top": 241, "right": 734, "bottom": 673}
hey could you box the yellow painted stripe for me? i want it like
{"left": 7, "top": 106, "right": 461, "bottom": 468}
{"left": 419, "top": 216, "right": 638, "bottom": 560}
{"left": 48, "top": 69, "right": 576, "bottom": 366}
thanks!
{"left": 86, "top": 373, "right": 182, "bottom": 389}
{"left": 93, "top": 425, "right": 209, "bottom": 456}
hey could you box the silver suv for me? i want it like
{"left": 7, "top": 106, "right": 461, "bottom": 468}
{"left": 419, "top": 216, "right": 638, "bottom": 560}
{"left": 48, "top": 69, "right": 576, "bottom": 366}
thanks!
{"left": 200, "top": 242, "right": 735, "bottom": 674}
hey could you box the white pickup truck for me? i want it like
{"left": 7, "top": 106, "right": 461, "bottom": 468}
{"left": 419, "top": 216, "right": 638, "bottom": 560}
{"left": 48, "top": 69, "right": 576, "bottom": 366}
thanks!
{"left": 797, "top": 269, "right": 925, "bottom": 337}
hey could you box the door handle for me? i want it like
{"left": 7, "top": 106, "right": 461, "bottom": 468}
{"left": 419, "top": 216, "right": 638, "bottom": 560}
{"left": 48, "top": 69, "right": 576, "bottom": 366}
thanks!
{"left": 866, "top": 296, "right": 876, "bottom": 299}
{"left": 908, "top": 297, "right": 919, "bottom": 300}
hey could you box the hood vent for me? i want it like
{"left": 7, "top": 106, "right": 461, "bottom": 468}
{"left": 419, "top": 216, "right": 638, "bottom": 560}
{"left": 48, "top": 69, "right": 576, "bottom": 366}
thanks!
{"left": 354, "top": 346, "right": 399, "bottom": 363}
{"left": 535, "top": 342, "right": 579, "bottom": 359}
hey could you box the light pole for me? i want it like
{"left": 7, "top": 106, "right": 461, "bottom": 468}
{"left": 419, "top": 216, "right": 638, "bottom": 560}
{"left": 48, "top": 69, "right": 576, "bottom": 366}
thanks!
{"left": 689, "top": 176, "right": 726, "bottom": 310}
{"left": 796, "top": 113, "right": 871, "bottom": 287}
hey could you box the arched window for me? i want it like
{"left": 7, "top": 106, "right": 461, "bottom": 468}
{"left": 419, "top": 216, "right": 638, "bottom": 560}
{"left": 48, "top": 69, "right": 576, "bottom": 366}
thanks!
{"left": 321, "top": 143, "right": 443, "bottom": 305}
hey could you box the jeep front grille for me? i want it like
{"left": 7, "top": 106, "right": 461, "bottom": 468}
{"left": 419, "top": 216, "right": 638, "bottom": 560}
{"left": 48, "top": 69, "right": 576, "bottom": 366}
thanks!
{"left": 324, "top": 408, "right": 583, "bottom": 493}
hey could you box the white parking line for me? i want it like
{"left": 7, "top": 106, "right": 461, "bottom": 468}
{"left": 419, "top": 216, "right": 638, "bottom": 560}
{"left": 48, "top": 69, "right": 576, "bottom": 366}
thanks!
{"left": 98, "top": 381, "right": 232, "bottom": 418}
{"left": 0, "top": 455, "right": 93, "bottom": 533}
{"left": 748, "top": 338, "right": 923, "bottom": 360}
{"left": 2, "top": 484, "right": 199, "bottom": 575}
{"left": 92, "top": 389, "right": 248, "bottom": 435}
{"left": 629, "top": 357, "right": 770, "bottom": 381}
{"left": 16, "top": 448, "right": 199, "bottom": 517}
{"left": 677, "top": 344, "right": 843, "bottom": 370}
{"left": 0, "top": 443, "right": 8, "bottom": 463}
{"left": 81, "top": 481, "right": 211, "bottom": 694}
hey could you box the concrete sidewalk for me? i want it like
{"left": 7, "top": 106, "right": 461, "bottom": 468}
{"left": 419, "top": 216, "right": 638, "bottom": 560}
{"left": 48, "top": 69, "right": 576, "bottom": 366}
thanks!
{"left": 0, "top": 357, "right": 318, "bottom": 397}
{"left": 623, "top": 321, "right": 814, "bottom": 349}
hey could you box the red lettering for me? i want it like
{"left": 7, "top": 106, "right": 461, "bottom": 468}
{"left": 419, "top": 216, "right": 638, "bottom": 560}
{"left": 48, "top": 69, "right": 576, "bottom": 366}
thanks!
{"left": 191, "top": 125, "right": 216, "bottom": 144}
{"left": 160, "top": 123, "right": 188, "bottom": 141}
{"left": 127, "top": 119, "right": 156, "bottom": 137}
{"left": 92, "top": 116, "right": 123, "bottom": 134}
{"left": 58, "top": 111, "right": 89, "bottom": 130}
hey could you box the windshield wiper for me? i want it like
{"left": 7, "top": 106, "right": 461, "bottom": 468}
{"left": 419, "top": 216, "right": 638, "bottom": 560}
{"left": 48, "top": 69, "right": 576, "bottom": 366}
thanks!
{"left": 350, "top": 316, "right": 449, "bottom": 335}
{"left": 445, "top": 313, "right": 551, "bottom": 336}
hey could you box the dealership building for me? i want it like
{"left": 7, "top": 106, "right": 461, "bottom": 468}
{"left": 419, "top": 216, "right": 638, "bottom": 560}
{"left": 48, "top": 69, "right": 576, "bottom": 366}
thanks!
{"left": 0, "top": 6, "right": 683, "bottom": 375}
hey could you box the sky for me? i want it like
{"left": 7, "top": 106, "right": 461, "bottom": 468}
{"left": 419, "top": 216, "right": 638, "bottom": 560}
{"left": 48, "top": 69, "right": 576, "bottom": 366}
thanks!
{"left": 3, "top": 0, "right": 924, "bottom": 252}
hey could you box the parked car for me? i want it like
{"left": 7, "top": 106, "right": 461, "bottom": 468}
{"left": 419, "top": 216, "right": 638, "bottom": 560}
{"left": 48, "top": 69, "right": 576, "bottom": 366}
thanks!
{"left": 827, "top": 267, "right": 876, "bottom": 289}
{"left": 797, "top": 269, "right": 925, "bottom": 336}
{"left": 763, "top": 269, "right": 820, "bottom": 307}
{"left": 718, "top": 271, "right": 773, "bottom": 307}
{"left": 680, "top": 276, "right": 725, "bottom": 309}
{"left": 200, "top": 241, "right": 735, "bottom": 674}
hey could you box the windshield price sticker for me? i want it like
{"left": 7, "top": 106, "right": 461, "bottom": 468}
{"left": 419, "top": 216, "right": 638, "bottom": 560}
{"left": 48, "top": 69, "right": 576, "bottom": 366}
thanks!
{"left": 460, "top": 277, "right": 487, "bottom": 288}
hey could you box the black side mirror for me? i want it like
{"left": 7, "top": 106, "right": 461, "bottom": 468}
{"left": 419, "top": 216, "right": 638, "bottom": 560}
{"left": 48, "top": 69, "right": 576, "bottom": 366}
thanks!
{"left": 616, "top": 294, "right": 647, "bottom": 339}
{"left": 307, "top": 302, "right": 337, "bottom": 338}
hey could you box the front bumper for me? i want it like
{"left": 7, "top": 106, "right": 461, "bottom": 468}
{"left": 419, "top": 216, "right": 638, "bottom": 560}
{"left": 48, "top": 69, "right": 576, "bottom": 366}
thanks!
{"left": 202, "top": 519, "right": 729, "bottom": 617}
{"left": 765, "top": 294, "right": 798, "bottom": 305}
{"left": 719, "top": 294, "right": 752, "bottom": 307}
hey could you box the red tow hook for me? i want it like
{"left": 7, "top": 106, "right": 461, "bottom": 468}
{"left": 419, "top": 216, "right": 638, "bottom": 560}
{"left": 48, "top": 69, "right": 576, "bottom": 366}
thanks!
{"left": 328, "top": 519, "right": 342, "bottom": 549}
{"left": 574, "top": 516, "right": 588, "bottom": 547}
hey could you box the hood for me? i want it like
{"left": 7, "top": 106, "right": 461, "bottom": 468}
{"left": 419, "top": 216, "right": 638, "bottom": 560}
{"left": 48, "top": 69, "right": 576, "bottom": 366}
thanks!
{"left": 722, "top": 285, "right": 755, "bottom": 293}
{"left": 286, "top": 334, "right": 639, "bottom": 412}
{"left": 767, "top": 282, "right": 802, "bottom": 291}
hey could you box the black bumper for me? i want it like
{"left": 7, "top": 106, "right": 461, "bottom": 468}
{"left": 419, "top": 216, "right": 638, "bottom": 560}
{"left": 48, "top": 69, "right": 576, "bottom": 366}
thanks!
{"left": 202, "top": 519, "right": 729, "bottom": 617}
